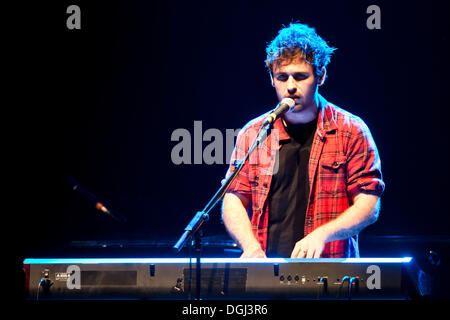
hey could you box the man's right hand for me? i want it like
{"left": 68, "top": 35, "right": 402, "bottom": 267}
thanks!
{"left": 240, "top": 246, "right": 267, "bottom": 258}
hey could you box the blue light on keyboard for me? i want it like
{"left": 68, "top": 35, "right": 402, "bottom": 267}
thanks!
{"left": 341, "top": 257, "right": 412, "bottom": 263}
{"left": 23, "top": 257, "right": 412, "bottom": 264}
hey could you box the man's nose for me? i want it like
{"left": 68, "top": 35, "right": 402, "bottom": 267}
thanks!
{"left": 287, "top": 76, "right": 297, "bottom": 94}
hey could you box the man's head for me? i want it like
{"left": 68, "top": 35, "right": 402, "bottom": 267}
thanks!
{"left": 266, "top": 22, "right": 335, "bottom": 83}
{"left": 265, "top": 23, "right": 335, "bottom": 123}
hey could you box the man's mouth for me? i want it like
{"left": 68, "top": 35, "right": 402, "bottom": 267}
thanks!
{"left": 285, "top": 96, "right": 303, "bottom": 112}
{"left": 287, "top": 96, "right": 301, "bottom": 104}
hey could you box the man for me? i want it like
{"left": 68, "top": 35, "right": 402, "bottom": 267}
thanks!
{"left": 222, "top": 23, "right": 385, "bottom": 258}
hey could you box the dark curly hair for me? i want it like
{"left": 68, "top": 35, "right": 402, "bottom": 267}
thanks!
{"left": 265, "top": 22, "right": 336, "bottom": 80}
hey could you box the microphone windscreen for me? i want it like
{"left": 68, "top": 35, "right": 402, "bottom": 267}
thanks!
{"left": 281, "top": 97, "right": 295, "bottom": 108}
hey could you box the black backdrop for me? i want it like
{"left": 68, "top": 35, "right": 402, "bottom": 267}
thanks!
{"left": 10, "top": 0, "right": 450, "bottom": 264}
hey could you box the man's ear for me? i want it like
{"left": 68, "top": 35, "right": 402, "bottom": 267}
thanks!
{"left": 318, "top": 67, "right": 326, "bottom": 86}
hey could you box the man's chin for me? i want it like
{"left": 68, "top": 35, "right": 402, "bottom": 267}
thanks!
{"left": 290, "top": 104, "right": 304, "bottom": 113}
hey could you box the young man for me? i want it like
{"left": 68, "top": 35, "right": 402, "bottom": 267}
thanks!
{"left": 222, "top": 23, "right": 385, "bottom": 258}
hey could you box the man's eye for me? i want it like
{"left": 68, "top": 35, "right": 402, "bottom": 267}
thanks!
{"left": 276, "top": 75, "right": 288, "bottom": 81}
{"left": 293, "top": 74, "right": 308, "bottom": 81}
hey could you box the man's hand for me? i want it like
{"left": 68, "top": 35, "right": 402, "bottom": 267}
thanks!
{"left": 240, "top": 244, "right": 267, "bottom": 258}
{"left": 290, "top": 228, "right": 327, "bottom": 258}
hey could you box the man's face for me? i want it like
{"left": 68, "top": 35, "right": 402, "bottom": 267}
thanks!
{"left": 271, "top": 57, "right": 322, "bottom": 121}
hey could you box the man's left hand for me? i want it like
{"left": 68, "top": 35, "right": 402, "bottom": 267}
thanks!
{"left": 290, "top": 228, "right": 328, "bottom": 258}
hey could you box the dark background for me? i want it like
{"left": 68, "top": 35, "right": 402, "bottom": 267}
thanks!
{"left": 9, "top": 0, "right": 450, "bottom": 283}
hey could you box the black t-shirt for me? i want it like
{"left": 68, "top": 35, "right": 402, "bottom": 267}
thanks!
{"left": 266, "top": 117, "right": 317, "bottom": 258}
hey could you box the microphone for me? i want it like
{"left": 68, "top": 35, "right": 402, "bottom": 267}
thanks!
{"left": 262, "top": 98, "right": 295, "bottom": 125}
{"left": 63, "top": 175, "right": 127, "bottom": 222}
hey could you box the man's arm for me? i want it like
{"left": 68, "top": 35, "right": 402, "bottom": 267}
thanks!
{"left": 222, "top": 192, "right": 266, "bottom": 258}
{"left": 291, "top": 115, "right": 384, "bottom": 258}
{"left": 291, "top": 193, "right": 380, "bottom": 258}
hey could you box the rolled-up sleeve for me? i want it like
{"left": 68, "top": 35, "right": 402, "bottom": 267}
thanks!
{"left": 346, "top": 118, "right": 385, "bottom": 198}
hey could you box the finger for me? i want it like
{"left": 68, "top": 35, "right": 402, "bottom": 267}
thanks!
{"left": 298, "top": 247, "right": 307, "bottom": 259}
{"left": 257, "top": 250, "right": 267, "bottom": 258}
{"left": 306, "top": 247, "right": 315, "bottom": 259}
{"left": 313, "top": 249, "right": 321, "bottom": 259}
{"left": 291, "top": 243, "right": 302, "bottom": 258}
{"left": 314, "top": 244, "right": 324, "bottom": 258}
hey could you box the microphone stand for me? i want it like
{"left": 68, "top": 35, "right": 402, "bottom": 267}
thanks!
{"left": 173, "top": 120, "right": 274, "bottom": 300}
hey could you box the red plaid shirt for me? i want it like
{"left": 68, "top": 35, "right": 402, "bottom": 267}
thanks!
{"left": 225, "top": 95, "right": 385, "bottom": 257}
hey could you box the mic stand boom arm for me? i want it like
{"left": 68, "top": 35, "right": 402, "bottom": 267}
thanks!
{"left": 172, "top": 121, "right": 273, "bottom": 300}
